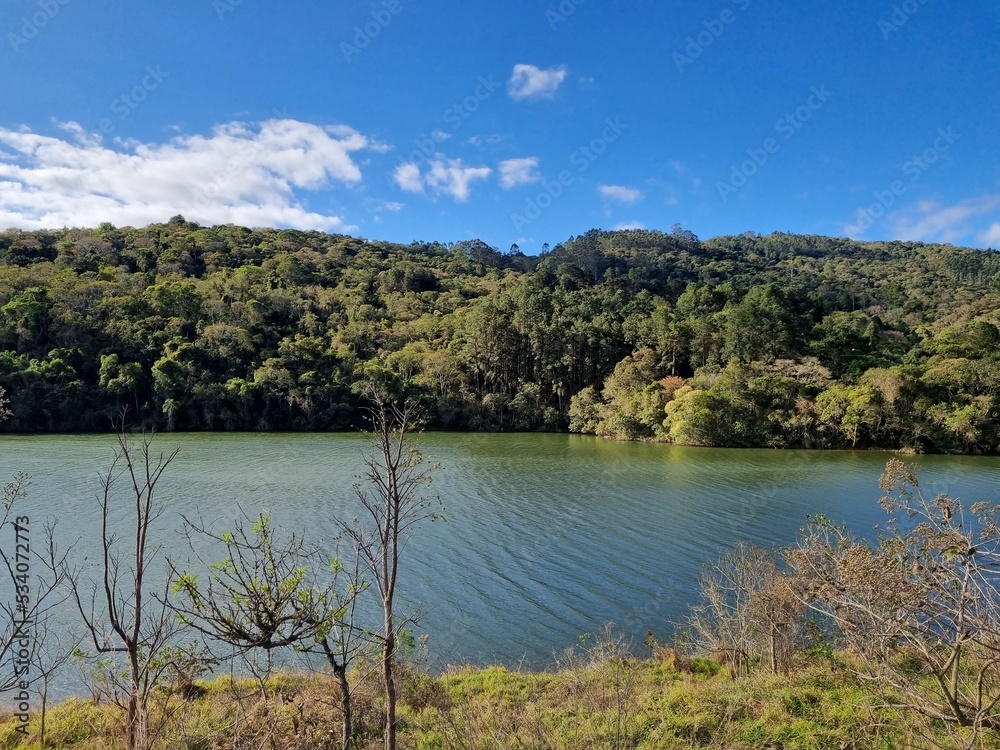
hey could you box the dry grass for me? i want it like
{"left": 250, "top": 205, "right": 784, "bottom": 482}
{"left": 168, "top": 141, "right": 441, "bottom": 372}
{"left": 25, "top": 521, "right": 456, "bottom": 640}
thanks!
{"left": 2, "top": 652, "right": 991, "bottom": 750}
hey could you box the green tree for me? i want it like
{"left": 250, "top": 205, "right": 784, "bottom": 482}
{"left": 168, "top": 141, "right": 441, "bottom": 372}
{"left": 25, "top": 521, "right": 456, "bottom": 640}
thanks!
{"left": 597, "top": 348, "right": 668, "bottom": 439}
{"left": 664, "top": 385, "right": 722, "bottom": 446}
{"left": 722, "top": 284, "right": 798, "bottom": 363}
{"left": 816, "top": 383, "right": 883, "bottom": 448}
{"left": 173, "top": 514, "right": 370, "bottom": 750}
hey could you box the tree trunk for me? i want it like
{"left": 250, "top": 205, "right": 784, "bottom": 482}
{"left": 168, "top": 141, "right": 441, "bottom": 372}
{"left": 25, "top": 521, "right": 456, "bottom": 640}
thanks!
{"left": 39, "top": 688, "right": 47, "bottom": 748}
{"left": 127, "top": 650, "right": 146, "bottom": 750}
{"left": 769, "top": 622, "right": 778, "bottom": 674}
{"left": 334, "top": 663, "right": 352, "bottom": 750}
{"left": 383, "top": 627, "right": 396, "bottom": 750}
{"left": 126, "top": 688, "right": 138, "bottom": 750}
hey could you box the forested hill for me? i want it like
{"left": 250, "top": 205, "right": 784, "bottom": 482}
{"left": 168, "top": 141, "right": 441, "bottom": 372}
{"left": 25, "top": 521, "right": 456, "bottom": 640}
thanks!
{"left": 3, "top": 217, "right": 1000, "bottom": 453}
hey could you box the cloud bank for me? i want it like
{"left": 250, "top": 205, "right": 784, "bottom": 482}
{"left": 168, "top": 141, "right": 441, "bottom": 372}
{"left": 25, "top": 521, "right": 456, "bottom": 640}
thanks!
{"left": 0, "top": 119, "right": 377, "bottom": 231}
{"left": 846, "top": 194, "right": 1000, "bottom": 247}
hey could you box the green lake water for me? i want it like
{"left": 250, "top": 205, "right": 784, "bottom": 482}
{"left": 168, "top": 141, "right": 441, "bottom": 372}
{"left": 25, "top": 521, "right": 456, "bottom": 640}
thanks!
{"left": 3, "top": 432, "right": 1000, "bottom": 673}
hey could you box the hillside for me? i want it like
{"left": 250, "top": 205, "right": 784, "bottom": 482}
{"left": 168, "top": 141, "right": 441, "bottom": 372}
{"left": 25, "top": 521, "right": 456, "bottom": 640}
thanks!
{"left": 2, "top": 218, "right": 1000, "bottom": 452}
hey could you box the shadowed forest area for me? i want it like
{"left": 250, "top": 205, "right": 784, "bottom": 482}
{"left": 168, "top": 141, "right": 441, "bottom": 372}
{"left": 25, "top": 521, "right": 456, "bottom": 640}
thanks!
{"left": 2, "top": 218, "right": 1000, "bottom": 451}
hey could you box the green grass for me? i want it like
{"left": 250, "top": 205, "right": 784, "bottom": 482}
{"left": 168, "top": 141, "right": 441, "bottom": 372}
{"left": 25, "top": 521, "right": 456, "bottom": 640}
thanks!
{"left": 0, "top": 656, "right": 993, "bottom": 749}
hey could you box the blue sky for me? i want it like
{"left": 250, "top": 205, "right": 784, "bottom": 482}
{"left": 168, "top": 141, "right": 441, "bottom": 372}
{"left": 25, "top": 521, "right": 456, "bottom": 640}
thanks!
{"left": 2, "top": 0, "right": 998, "bottom": 253}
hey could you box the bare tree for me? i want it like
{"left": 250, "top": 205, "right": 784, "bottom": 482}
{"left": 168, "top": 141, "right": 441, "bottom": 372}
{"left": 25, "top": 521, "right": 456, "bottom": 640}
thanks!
{"left": 790, "top": 459, "right": 1000, "bottom": 740}
{"left": 68, "top": 428, "right": 181, "bottom": 750}
{"left": 172, "top": 513, "right": 372, "bottom": 750}
{"left": 340, "top": 387, "right": 439, "bottom": 750}
{"left": 588, "top": 624, "right": 639, "bottom": 750}
{"left": 29, "top": 589, "right": 80, "bottom": 748}
{"left": 681, "top": 542, "right": 804, "bottom": 677}
{"left": 1, "top": 388, "right": 72, "bottom": 720}
{"left": 0, "top": 471, "right": 34, "bottom": 695}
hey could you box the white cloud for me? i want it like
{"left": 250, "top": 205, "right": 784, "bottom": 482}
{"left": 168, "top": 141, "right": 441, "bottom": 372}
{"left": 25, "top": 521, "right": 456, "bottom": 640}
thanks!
{"left": 599, "top": 184, "right": 643, "bottom": 203}
{"left": 393, "top": 163, "right": 424, "bottom": 194}
{"left": 426, "top": 158, "right": 492, "bottom": 201}
{"left": 614, "top": 221, "right": 646, "bottom": 230}
{"left": 370, "top": 199, "right": 404, "bottom": 214}
{"left": 979, "top": 223, "right": 1000, "bottom": 247}
{"left": 393, "top": 156, "right": 492, "bottom": 201}
{"left": 55, "top": 120, "right": 102, "bottom": 147}
{"left": 498, "top": 157, "right": 540, "bottom": 189}
{"left": 467, "top": 134, "right": 506, "bottom": 148}
{"left": 884, "top": 195, "right": 1000, "bottom": 245}
{"left": 431, "top": 129, "right": 451, "bottom": 143}
{"left": 0, "top": 119, "right": 376, "bottom": 231}
{"left": 508, "top": 64, "right": 567, "bottom": 101}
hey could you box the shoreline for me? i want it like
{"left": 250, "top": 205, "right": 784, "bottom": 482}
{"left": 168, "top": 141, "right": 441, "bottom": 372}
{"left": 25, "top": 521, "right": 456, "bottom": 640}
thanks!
{"left": 0, "top": 427, "right": 984, "bottom": 456}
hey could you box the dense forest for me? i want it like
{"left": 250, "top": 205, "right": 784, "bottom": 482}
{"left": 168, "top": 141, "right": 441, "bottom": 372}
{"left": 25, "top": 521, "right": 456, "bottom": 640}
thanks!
{"left": 2, "top": 216, "right": 1000, "bottom": 452}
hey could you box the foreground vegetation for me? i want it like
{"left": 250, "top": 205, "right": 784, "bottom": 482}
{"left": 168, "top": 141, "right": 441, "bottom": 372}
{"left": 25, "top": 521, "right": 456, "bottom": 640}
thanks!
{"left": 0, "top": 654, "right": 957, "bottom": 750}
{"left": 3, "top": 219, "right": 1000, "bottom": 451}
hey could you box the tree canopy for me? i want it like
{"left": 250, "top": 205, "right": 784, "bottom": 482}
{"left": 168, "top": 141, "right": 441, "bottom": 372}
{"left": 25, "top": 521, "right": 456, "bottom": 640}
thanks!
{"left": 2, "top": 220, "right": 1000, "bottom": 452}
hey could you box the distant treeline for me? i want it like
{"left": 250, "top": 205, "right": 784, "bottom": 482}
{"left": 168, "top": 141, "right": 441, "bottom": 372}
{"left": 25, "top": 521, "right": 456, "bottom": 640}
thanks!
{"left": 2, "top": 216, "right": 1000, "bottom": 452}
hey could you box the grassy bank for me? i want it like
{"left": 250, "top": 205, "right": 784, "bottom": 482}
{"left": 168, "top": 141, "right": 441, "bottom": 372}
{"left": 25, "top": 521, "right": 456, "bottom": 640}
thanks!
{"left": 0, "top": 652, "right": 976, "bottom": 750}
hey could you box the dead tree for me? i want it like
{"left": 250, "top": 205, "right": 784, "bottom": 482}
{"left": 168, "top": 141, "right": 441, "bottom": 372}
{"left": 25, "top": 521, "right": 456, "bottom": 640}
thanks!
{"left": 68, "top": 428, "right": 181, "bottom": 750}
{"left": 303, "top": 545, "right": 373, "bottom": 750}
{"left": 340, "top": 387, "right": 439, "bottom": 750}
{"left": 29, "top": 584, "right": 80, "bottom": 748}
{"left": 790, "top": 459, "right": 1000, "bottom": 740}
{"left": 681, "top": 542, "right": 804, "bottom": 677}
{"left": 1, "top": 388, "right": 72, "bottom": 716}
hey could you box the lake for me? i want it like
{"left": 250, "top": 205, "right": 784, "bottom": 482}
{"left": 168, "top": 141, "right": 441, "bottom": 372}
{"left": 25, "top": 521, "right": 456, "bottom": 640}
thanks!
{"left": 3, "top": 432, "right": 1000, "bottom": 673}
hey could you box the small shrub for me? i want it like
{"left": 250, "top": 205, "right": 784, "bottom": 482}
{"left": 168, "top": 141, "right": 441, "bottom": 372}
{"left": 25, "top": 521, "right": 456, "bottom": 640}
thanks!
{"left": 781, "top": 689, "right": 820, "bottom": 718}
{"left": 690, "top": 658, "right": 721, "bottom": 677}
{"left": 401, "top": 671, "right": 451, "bottom": 713}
